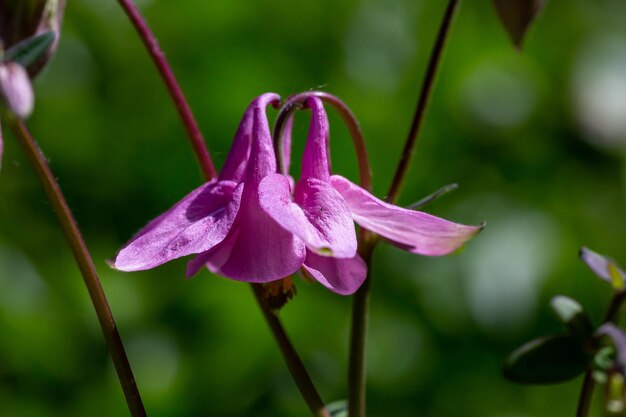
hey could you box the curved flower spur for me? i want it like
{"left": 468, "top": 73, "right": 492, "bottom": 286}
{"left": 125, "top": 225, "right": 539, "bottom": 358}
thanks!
{"left": 262, "top": 95, "right": 483, "bottom": 294}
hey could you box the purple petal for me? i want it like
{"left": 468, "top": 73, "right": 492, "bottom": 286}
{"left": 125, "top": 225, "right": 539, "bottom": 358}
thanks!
{"left": 186, "top": 95, "right": 306, "bottom": 281}
{"left": 580, "top": 247, "right": 626, "bottom": 284}
{"left": 186, "top": 199, "right": 306, "bottom": 281}
{"left": 281, "top": 115, "right": 293, "bottom": 175}
{"left": 303, "top": 251, "right": 367, "bottom": 295}
{"left": 0, "top": 119, "right": 3, "bottom": 170}
{"left": 330, "top": 175, "right": 483, "bottom": 256}
{"left": 301, "top": 97, "right": 331, "bottom": 182}
{"left": 113, "top": 180, "right": 241, "bottom": 271}
{"left": 259, "top": 174, "right": 357, "bottom": 257}
{"left": 597, "top": 323, "right": 626, "bottom": 374}
{"left": 0, "top": 62, "right": 34, "bottom": 119}
{"left": 220, "top": 93, "right": 280, "bottom": 182}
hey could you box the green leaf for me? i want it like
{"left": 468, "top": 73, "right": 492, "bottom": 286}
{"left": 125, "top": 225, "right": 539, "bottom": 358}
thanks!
{"left": 326, "top": 400, "right": 348, "bottom": 417}
{"left": 4, "top": 31, "right": 55, "bottom": 69}
{"left": 551, "top": 296, "right": 594, "bottom": 341}
{"left": 504, "top": 335, "right": 592, "bottom": 384}
{"left": 407, "top": 183, "right": 458, "bottom": 210}
{"left": 491, "top": 0, "right": 545, "bottom": 49}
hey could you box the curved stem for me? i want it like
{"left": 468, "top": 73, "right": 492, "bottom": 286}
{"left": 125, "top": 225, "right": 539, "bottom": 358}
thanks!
{"left": 386, "top": 0, "right": 461, "bottom": 204}
{"left": 273, "top": 91, "right": 372, "bottom": 192}
{"left": 116, "top": 0, "right": 217, "bottom": 180}
{"left": 10, "top": 120, "right": 146, "bottom": 417}
{"left": 252, "top": 285, "right": 331, "bottom": 417}
{"left": 576, "top": 290, "right": 626, "bottom": 417}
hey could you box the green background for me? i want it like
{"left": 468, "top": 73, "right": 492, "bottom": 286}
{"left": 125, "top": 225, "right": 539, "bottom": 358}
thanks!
{"left": 2, "top": 0, "right": 626, "bottom": 416}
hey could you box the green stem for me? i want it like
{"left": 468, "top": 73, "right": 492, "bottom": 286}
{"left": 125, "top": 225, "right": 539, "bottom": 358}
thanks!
{"left": 386, "top": 0, "right": 461, "bottom": 204}
{"left": 576, "top": 290, "right": 626, "bottom": 417}
{"left": 10, "top": 120, "right": 146, "bottom": 417}
{"left": 253, "top": 285, "right": 331, "bottom": 417}
{"left": 347, "top": 244, "right": 374, "bottom": 417}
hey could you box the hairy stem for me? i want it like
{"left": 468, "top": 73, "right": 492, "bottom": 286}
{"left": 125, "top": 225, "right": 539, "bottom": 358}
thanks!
{"left": 252, "top": 285, "right": 331, "bottom": 417}
{"left": 386, "top": 0, "right": 461, "bottom": 203}
{"left": 576, "top": 290, "right": 626, "bottom": 417}
{"left": 11, "top": 120, "right": 146, "bottom": 417}
{"left": 116, "top": 0, "right": 217, "bottom": 180}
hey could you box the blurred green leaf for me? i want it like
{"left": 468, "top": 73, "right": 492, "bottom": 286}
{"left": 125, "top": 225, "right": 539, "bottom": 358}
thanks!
{"left": 504, "top": 335, "right": 592, "bottom": 384}
{"left": 407, "top": 183, "right": 458, "bottom": 210}
{"left": 550, "top": 295, "right": 594, "bottom": 341}
{"left": 491, "top": 0, "right": 544, "bottom": 49}
{"left": 594, "top": 346, "right": 617, "bottom": 372}
{"left": 3, "top": 31, "right": 55, "bottom": 69}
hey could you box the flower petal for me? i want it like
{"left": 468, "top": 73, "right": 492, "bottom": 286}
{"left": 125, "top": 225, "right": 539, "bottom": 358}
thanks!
{"left": 330, "top": 175, "right": 483, "bottom": 256}
{"left": 301, "top": 97, "right": 331, "bottom": 182}
{"left": 302, "top": 251, "right": 367, "bottom": 295}
{"left": 0, "top": 62, "right": 34, "bottom": 118}
{"left": 113, "top": 180, "right": 241, "bottom": 271}
{"left": 186, "top": 95, "right": 306, "bottom": 281}
{"left": 220, "top": 93, "right": 280, "bottom": 182}
{"left": 259, "top": 174, "right": 357, "bottom": 258}
{"left": 580, "top": 247, "right": 626, "bottom": 285}
{"left": 186, "top": 200, "right": 306, "bottom": 281}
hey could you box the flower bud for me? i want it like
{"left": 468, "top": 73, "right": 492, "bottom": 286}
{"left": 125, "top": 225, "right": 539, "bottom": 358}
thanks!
{"left": 0, "top": 0, "right": 66, "bottom": 77}
{"left": 0, "top": 61, "right": 34, "bottom": 118}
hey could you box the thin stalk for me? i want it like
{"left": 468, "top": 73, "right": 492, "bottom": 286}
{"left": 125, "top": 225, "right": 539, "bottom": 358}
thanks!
{"left": 576, "top": 290, "right": 626, "bottom": 417}
{"left": 347, "top": 245, "right": 373, "bottom": 417}
{"left": 116, "top": 0, "right": 217, "bottom": 180}
{"left": 10, "top": 120, "right": 146, "bottom": 417}
{"left": 252, "top": 285, "right": 331, "bottom": 417}
{"left": 386, "top": 0, "right": 461, "bottom": 204}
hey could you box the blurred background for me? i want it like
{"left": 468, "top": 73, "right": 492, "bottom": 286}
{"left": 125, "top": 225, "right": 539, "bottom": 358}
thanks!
{"left": 1, "top": 0, "right": 626, "bottom": 416}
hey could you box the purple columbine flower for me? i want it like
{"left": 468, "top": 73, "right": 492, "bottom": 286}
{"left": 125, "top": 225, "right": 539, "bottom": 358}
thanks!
{"left": 114, "top": 93, "right": 306, "bottom": 283}
{"left": 258, "top": 97, "right": 483, "bottom": 294}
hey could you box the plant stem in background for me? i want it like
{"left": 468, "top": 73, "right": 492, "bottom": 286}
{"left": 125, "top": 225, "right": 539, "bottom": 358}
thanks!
{"left": 116, "top": 0, "right": 217, "bottom": 180}
{"left": 10, "top": 120, "right": 147, "bottom": 417}
{"left": 345, "top": 2, "right": 462, "bottom": 416}
{"left": 386, "top": 0, "right": 461, "bottom": 204}
{"left": 575, "top": 290, "right": 626, "bottom": 417}
{"left": 252, "top": 285, "right": 331, "bottom": 417}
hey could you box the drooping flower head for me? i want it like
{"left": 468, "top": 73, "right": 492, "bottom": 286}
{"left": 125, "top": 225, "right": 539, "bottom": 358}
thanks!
{"left": 259, "top": 96, "right": 483, "bottom": 294}
{"left": 0, "top": 0, "right": 66, "bottom": 168}
{"left": 113, "top": 93, "right": 281, "bottom": 272}
{"left": 114, "top": 92, "right": 483, "bottom": 297}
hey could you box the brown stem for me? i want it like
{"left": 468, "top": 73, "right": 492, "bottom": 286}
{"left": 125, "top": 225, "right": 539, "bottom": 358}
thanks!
{"left": 116, "top": 0, "right": 217, "bottom": 180}
{"left": 10, "top": 120, "right": 146, "bottom": 417}
{"left": 252, "top": 285, "right": 331, "bottom": 417}
{"left": 386, "top": 0, "right": 461, "bottom": 203}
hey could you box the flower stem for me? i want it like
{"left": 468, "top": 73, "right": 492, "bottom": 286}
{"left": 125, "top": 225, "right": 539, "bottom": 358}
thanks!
{"left": 116, "top": 0, "right": 217, "bottom": 180}
{"left": 386, "top": 0, "right": 461, "bottom": 204}
{"left": 10, "top": 120, "right": 146, "bottom": 417}
{"left": 252, "top": 285, "right": 331, "bottom": 417}
{"left": 576, "top": 290, "right": 626, "bottom": 417}
{"left": 347, "top": 246, "right": 373, "bottom": 417}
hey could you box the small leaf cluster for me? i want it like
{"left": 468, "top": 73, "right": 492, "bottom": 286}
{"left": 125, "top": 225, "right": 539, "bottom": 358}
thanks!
{"left": 504, "top": 248, "right": 626, "bottom": 414}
